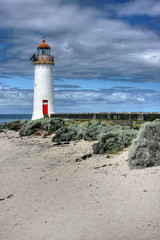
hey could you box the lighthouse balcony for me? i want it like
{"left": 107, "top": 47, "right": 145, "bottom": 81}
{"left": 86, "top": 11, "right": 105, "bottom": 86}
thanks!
{"left": 33, "top": 55, "right": 54, "bottom": 64}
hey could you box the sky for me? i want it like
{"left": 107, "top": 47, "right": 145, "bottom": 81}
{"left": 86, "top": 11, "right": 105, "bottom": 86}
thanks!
{"left": 1, "top": 0, "right": 160, "bottom": 114}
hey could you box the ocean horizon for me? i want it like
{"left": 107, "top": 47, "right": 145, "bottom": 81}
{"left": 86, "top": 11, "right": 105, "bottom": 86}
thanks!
{"left": 0, "top": 114, "right": 32, "bottom": 125}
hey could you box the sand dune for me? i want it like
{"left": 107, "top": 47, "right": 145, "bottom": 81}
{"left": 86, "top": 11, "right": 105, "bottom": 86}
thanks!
{"left": 0, "top": 130, "right": 160, "bottom": 240}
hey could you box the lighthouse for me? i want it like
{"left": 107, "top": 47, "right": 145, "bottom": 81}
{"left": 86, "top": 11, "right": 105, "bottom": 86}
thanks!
{"left": 32, "top": 39, "right": 55, "bottom": 120}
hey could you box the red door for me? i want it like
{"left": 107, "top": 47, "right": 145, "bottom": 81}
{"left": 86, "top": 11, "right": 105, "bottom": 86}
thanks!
{"left": 43, "top": 100, "right": 48, "bottom": 114}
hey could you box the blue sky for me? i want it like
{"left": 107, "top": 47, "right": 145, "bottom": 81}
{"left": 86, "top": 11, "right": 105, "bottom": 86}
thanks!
{"left": 1, "top": 0, "right": 160, "bottom": 113}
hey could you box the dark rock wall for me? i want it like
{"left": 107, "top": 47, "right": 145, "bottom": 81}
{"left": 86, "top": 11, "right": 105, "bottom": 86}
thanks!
{"left": 49, "top": 113, "right": 160, "bottom": 121}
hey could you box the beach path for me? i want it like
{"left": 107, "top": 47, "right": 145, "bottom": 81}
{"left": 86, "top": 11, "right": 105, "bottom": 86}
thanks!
{"left": 0, "top": 130, "right": 160, "bottom": 240}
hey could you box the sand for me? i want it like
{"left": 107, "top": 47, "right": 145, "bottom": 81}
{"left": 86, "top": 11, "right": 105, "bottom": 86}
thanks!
{"left": 0, "top": 130, "right": 160, "bottom": 240}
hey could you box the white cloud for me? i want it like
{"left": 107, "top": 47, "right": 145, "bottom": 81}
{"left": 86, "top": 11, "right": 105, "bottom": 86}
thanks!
{"left": 111, "top": 92, "right": 127, "bottom": 102}
{"left": 54, "top": 87, "right": 160, "bottom": 112}
{"left": 137, "top": 97, "right": 145, "bottom": 103}
{"left": 0, "top": 84, "right": 33, "bottom": 108}
{"left": 0, "top": 81, "right": 159, "bottom": 113}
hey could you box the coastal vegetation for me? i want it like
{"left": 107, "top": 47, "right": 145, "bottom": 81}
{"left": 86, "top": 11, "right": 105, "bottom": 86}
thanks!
{"left": 19, "top": 118, "right": 64, "bottom": 136}
{"left": 128, "top": 119, "right": 160, "bottom": 169}
{"left": 52, "top": 120, "right": 138, "bottom": 154}
{"left": 92, "top": 129, "right": 137, "bottom": 154}
{"left": 1, "top": 118, "right": 160, "bottom": 168}
{"left": 0, "top": 119, "right": 28, "bottom": 131}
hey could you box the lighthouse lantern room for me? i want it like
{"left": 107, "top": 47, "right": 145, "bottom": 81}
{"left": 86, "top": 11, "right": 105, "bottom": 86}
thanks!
{"left": 32, "top": 39, "right": 55, "bottom": 120}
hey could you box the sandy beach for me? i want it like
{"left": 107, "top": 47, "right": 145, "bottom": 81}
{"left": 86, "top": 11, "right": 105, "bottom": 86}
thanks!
{"left": 0, "top": 130, "right": 160, "bottom": 240}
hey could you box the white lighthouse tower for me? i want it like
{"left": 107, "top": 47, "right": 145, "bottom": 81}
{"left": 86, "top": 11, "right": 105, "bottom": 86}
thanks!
{"left": 32, "top": 39, "right": 55, "bottom": 120}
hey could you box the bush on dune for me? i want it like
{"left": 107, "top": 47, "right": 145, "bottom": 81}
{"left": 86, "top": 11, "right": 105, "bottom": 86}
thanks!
{"left": 0, "top": 119, "right": 28, "bottom": 131}
{"left": 19, "top": 118, "right": 64, "bottom": 136}
{"left": 51, "top": 120, "right": 138, "bottom": 153}
{"left": 85, "top": 121, "right": 137, "bottom": 154}
{"left": 52, "top": 124, "right": 79, "bottom": 142}
{"left": 128, "top": 119, "right": 160, "bottom": 169}
{"left": 1, "top": 117, "right": 138, "bottom": 154}
{"left": 52, "top": 120, "right": 123, "bottom": 142}
{"left": 93, "top": 129, "right": 137, "bottom": 154}
{"left": 93, "top": 131, "right": 123, "bottom": 154}
{"left": 51, "top": 120, "right": 109, "bottom": 142}
{"left": 83, "top": 120, "right": 112, "bottom": 141}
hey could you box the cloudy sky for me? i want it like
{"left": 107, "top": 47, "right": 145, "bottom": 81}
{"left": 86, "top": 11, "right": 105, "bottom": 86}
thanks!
{"left": 1, "top": 0, "right": 160, "bottom": 114}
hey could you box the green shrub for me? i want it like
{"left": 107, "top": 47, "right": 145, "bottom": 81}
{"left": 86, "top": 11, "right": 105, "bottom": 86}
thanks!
{"left": 93, "top": 131, "right": 124, "bottom": 154}
{"left": 52, "top": 124, "right": 80, "bottom": 142}
{"left": 51, "top": 120, "right": 137, "bottom": 154}
{"left": 150, "top": 114, "right": 157, "bottom": 121}
{"left": 51, "top": 120, "right": 115, "bottom": 143}
{"left": 83, "top": 120, "right": 123, "bottom": 141}
{"left": 63, "top": 119, "right": 72, "bottom": 126}
{"left": 122, "top": 129, "right": 138, "bottom": 146}
{"left": 1, "top": 119, "right": 28, "bottom": 131}
{"left": 76, "top": 127, "right": 85, "bottom": 140}
{"left": 132, "top": 123, "right": 142, "bottom": 130}
{"left": 93, "top": 129, "right": 137, "bottom": 154}
{"left": 128, "top": 119, "right": 160, "bottom": 168}
{"left": 83, "top": 120, "right": 112, "bottom": 141}
{"left": 19, "top": 118, "right": 64, "bottom": 136}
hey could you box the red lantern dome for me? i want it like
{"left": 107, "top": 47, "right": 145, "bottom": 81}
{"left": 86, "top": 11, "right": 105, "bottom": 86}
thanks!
{"left": 37, "top": 40, "right": 50, "bottom": 49}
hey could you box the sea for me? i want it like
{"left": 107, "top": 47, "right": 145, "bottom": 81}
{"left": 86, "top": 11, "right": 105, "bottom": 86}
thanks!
{"left": 0, "top": 114, "right": 32, "bottom": 125}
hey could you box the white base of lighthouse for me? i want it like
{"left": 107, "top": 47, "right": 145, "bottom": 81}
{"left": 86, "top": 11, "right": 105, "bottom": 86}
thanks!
{"left": 32, "top": 63, "right": 55, "bottom": 120}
